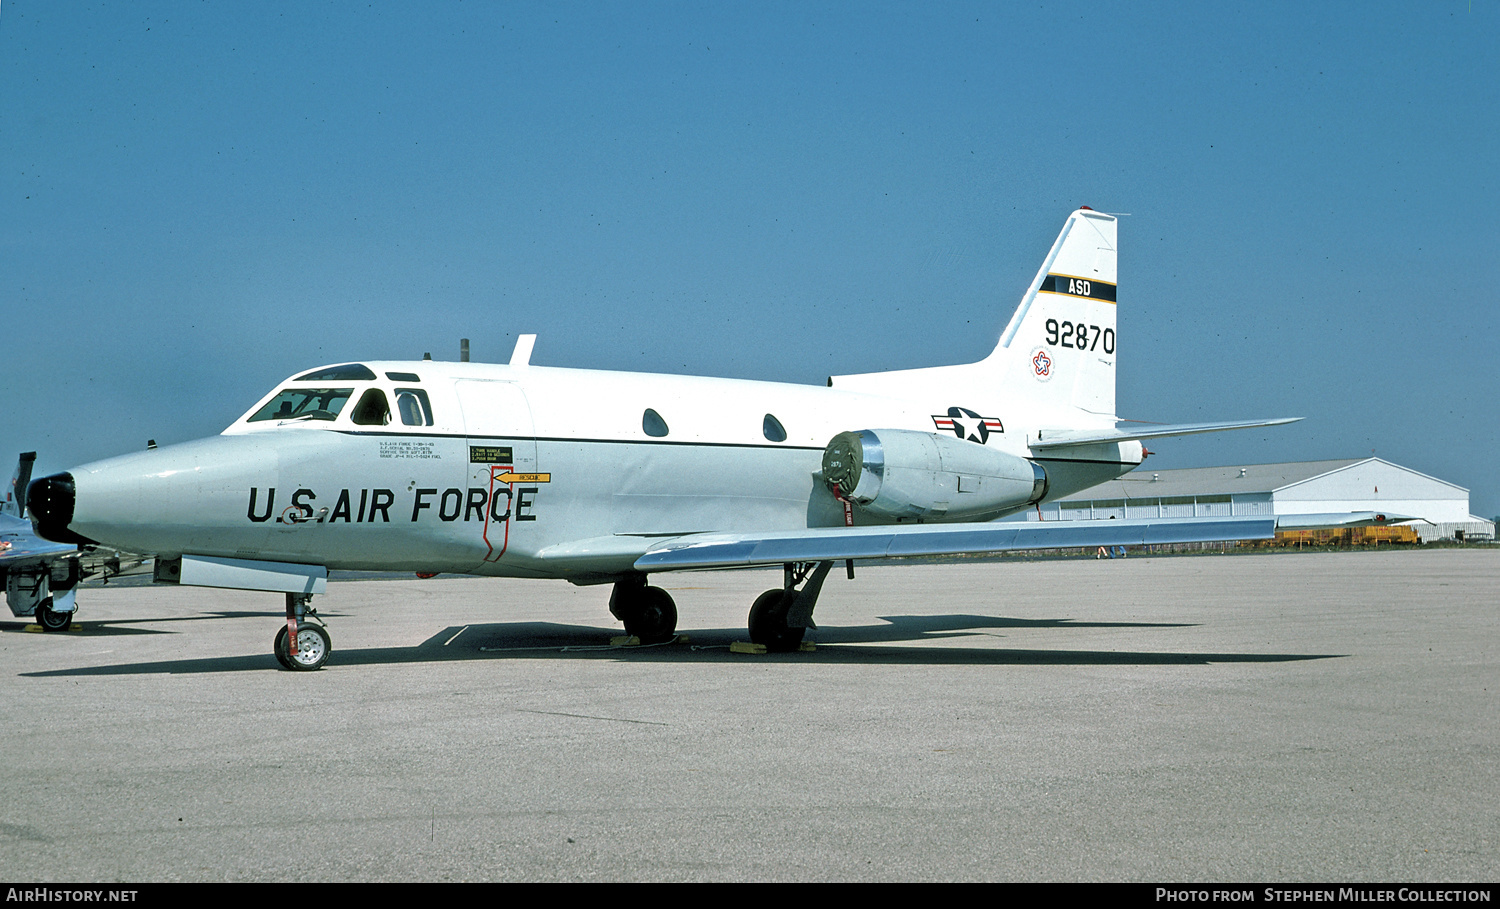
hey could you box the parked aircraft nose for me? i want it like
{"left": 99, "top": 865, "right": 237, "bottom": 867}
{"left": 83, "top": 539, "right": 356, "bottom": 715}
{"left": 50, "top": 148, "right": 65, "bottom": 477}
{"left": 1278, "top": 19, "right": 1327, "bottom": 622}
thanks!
{"left": 28, "top": 433, "right": 324, "bottom": 557}
{"left": 28, "top": 472, "right": 92, "bottom": 545}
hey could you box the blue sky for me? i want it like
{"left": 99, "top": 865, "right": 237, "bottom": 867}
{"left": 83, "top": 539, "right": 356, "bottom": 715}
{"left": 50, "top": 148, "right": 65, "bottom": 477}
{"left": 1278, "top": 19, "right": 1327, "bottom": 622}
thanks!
{"left": 4, "top": 2, "right": 1497, "bottom": 515}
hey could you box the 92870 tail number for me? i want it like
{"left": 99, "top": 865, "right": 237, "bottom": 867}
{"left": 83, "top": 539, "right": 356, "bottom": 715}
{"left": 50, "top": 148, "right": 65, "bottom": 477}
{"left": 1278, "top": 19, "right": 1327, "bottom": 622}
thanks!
{"left": 1046, "top": 319, "right": 1115, "bottom": 354}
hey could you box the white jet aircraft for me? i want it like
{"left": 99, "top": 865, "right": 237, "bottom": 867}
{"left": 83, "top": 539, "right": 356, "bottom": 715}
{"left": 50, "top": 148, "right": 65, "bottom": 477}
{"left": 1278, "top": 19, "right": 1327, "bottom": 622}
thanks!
{"left": 29, "top": 208, "right": 1379, "bottom": 669}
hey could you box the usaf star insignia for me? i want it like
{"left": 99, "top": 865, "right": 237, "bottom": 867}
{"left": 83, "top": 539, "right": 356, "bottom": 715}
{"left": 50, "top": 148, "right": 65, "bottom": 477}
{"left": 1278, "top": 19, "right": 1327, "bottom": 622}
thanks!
{"left": 932, "top": 406, "right": 1003, "bottom": 444}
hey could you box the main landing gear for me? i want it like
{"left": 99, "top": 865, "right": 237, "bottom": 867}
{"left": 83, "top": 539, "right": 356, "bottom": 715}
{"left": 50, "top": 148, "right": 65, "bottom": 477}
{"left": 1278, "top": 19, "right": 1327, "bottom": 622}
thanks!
{"left": 609, "top": 574, "right": 678, "bottom": 643}
{"left": 274, "top": 592, "right": 331, "bottom": 671}
{"left": 609, "top": 561, "right": 842, "bottom": 652}
{"left": 749, "top": 561, "right": 836, "bottom": 652}
{"left": 23, "top": 560, "right": 81, "bottom": 633}
{"left": 35, "top": 597, "right": 74, "bottom": 633}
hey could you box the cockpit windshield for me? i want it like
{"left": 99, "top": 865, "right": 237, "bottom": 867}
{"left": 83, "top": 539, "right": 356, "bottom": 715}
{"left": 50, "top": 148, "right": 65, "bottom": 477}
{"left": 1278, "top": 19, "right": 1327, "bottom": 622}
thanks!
{"left": 248, "top": 388, "right": 355, "bottom": 423}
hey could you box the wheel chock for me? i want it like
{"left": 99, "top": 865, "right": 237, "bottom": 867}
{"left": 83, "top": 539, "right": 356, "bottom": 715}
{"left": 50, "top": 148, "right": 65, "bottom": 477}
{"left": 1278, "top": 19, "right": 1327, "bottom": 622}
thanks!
{"left": 609, "top": 634, "right": 688, "bottom": 647}
{"left": 730, "top": 641, "right": 817, "bottom": 654}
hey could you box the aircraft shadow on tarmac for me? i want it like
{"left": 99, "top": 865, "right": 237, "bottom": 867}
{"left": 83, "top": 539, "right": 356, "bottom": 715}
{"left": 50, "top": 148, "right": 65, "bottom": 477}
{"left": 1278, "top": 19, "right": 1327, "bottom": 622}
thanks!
{"left": 17, "top": 613, "right": 1342, "bottom": 676}
{"left": 0, "top": 611, "right": 340, "bottom": 638}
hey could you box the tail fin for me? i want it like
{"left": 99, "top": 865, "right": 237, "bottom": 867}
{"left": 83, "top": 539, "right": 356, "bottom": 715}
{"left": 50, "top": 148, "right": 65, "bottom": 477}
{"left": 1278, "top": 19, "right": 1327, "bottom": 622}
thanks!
{"left": 986, "top": 207, "right": 1117, "bottom": 416}
{"left": 829, "top": 208, "right": 1118, "bottom": 419}
{"left": 5, "top": 452, "right": 36, "bottom": 519}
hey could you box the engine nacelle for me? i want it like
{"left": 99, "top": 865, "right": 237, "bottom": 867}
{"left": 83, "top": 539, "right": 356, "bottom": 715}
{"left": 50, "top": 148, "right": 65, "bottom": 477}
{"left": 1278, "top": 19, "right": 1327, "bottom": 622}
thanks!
{"left": 821, "top": 429, "right": 1048, "bottom": 521}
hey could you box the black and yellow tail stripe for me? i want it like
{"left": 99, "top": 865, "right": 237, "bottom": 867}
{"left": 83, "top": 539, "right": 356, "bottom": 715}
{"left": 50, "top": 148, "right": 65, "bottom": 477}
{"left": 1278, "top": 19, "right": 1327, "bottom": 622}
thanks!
{"left": 1039, "top": 273, "right": 1117, "bottom": 302}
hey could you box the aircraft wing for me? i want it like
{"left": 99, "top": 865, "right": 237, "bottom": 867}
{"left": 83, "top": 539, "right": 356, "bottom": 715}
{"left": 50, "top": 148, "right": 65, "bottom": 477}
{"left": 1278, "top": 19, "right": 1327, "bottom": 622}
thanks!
{"left": 633, "top": 515, "right": 1276, "bottom": 571}
{"left": 1030, "top": 418, "right": 1302, "bottom": 449}
{"left": 0, "top": 513, "right": 77, "bottom": 569}
{"left": 633, "top": 510, "right": 1414, "bottom": 572}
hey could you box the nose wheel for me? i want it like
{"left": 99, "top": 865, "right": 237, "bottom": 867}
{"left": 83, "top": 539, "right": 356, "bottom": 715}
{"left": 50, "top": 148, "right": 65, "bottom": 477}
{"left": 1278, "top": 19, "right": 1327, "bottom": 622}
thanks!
{"left": 275, "top": 592, "right": 331, "bottom": 670}
{"left": 274, "top": 621, "right": 331, "bottom": 671}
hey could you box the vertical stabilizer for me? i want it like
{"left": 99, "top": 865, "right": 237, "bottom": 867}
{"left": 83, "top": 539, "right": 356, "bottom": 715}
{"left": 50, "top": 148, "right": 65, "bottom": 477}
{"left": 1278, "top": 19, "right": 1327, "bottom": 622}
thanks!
{"left": 6, "top": 453, "right": 36, "bottom": 519}
{"left": 828, "top": 208, "right": 1119, "bottom": 421}
{"left": 987, "top": 208, "right": 1117, "bottom": 416}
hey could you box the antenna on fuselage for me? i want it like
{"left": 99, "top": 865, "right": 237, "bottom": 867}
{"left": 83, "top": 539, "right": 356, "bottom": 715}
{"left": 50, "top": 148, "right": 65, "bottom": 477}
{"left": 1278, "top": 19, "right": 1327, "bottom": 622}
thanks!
{"left": 460, "top": 338, "right": 470, "bottom": 363}
{"left": 509, "top": 334, "right": 536, "bottom": 369}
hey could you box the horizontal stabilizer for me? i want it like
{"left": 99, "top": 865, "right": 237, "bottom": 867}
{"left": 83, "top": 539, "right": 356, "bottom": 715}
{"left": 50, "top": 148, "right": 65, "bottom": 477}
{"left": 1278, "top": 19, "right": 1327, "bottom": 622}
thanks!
{"left": 1031, "top": 418, "right": 1302, "bottom": 449}
{"left": 634, "top": 516, "right": 1277, "bottom": 571}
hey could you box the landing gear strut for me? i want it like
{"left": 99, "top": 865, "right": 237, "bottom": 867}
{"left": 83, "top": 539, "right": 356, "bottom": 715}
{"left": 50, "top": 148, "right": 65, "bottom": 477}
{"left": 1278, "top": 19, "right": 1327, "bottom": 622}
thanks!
{"left": 749, "top": 561, "right": 835, "bottom": 652}
{"left": 609, "top": 574, "right": 678, "bottom": 643}
{"left": 274, "top": 592, "right": 331, "bottom": 671}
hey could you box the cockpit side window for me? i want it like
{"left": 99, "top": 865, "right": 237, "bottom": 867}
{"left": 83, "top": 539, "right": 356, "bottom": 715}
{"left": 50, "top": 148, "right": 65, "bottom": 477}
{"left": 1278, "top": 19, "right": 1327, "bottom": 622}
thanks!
{"left": 395, "top": 388, "right": 434, "bottom": 426}
{"left": 350, "top": 388, "right": 392, "bottom": 426}
{"left": 248, "top": 388, "right": 354, "bottom": 423}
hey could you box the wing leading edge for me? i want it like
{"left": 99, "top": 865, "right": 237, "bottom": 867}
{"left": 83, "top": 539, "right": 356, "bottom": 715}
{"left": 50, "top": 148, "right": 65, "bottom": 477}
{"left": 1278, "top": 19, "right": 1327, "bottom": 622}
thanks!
{"left": 634, "top": 516, "right": 1276, "bottom": 571}
{"left": 633, "top": 510, "right": 1413, "bottom": 572}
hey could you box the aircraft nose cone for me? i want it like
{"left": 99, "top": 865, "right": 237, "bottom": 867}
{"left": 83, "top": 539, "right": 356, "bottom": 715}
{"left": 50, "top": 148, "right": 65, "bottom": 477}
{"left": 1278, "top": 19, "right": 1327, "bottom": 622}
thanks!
{"left": 27, "top": 472, "right": 92, "bottom": 545}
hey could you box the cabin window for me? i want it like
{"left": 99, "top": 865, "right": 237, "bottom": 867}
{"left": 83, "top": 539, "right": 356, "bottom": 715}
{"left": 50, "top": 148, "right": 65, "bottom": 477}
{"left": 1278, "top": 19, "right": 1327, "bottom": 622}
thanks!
{"left": 295, "top": 364, "right": 376, "bottom": 381}
{"left": 350, "top": 388, "right": 391, "bottom": 426}
{"left": 395, "top": 388, "right": 435, "bottom": 426}
{"left": 386, "top": 371, "right": 421, "bottom": 382}
{"left": 762, "top": 414, "right": 787, "bottom": 443}
{"left": 248, "top": 388, "right": 355, "bottom": 422}
{"left": 642, "top": 408, "right": 669, "bottom": 438}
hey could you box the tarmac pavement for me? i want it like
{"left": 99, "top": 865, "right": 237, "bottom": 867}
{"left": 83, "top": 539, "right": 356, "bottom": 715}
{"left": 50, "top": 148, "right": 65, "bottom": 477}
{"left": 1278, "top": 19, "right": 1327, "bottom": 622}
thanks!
{"left": 1, "top": 548, "right": 1495, "bottom": 882}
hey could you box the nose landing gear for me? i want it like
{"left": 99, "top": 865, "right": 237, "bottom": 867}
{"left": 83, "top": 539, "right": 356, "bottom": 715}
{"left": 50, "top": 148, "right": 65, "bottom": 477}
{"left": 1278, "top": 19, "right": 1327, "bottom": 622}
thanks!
{"left": 274, "top": 592, "right": 331, "bottom": 671}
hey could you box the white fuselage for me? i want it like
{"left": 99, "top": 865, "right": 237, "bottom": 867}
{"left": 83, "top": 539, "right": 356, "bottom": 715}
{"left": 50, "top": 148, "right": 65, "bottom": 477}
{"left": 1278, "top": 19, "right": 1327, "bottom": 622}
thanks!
{"left": 60, "top": 359, "right": 1141, "bottom": 583}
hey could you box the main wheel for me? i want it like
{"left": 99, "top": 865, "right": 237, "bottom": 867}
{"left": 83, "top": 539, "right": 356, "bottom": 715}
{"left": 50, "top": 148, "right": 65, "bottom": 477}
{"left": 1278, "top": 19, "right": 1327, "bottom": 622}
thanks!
{"left": 273, "top": 622, "right": 332, "bottom": 671}
{"left": 35, "top": 598, "right": 73, "bottom": 633}
{"left": 621, "top": 586, "right": 678, "bottom": 643}
{"left": 748, "top": 589, "right": 805, "bottom": 652}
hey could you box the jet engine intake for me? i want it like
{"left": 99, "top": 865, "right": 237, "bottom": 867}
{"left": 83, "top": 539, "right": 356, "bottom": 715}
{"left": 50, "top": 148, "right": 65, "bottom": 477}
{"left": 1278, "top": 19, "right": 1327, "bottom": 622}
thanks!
{"left": 821, "top": 429, "right": 1047, "bottom": 520}
{"left": 28, "top": 472, "right": 94, "bottom": 546}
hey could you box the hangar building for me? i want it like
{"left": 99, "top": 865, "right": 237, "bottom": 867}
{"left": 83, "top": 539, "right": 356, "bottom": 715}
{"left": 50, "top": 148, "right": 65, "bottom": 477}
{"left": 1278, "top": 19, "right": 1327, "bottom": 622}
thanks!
{"left": 1027, "top": 458, "right": 1493, "bottom": 543}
